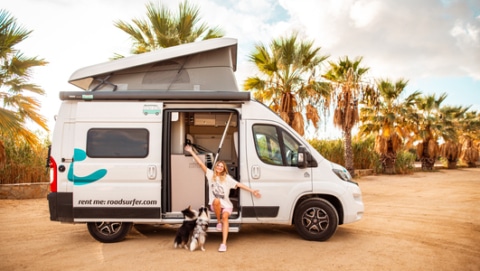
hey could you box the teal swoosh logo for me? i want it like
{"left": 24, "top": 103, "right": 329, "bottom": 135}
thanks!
{"left": 68, "top": 148, "right": 107, "bottom": 185}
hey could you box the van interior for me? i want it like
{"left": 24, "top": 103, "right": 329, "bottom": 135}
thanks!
{"left": 163, "top": 110, "right": 240, "bottom": 219}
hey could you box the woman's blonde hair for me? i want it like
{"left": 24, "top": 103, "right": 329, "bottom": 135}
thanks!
{"left": 213, "top": 161, "right": 229, "bottom": 182}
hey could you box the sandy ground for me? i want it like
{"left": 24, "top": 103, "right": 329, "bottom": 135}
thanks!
{"left": 1, "top": 168, "right": 479, "bottom": 271}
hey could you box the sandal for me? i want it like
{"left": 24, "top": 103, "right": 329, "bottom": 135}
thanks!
{"left": 216, "top": 223, "right": 222, "bottom": 231}
{"left": 218, "top": 243, "right": 227, "bottom": 252}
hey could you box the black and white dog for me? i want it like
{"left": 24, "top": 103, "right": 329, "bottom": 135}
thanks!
{"left": 173, "top": 206, "right": 198, "bottom": 249}
{"left": 189, "top": 206, "right": 210, "bottom": 252}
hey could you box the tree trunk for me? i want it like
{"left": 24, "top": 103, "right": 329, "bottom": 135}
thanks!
{"left": 381, "top": 152, "right": 396, "bottom": 174}
{"left": 0, "top": 140, "right": 5, "bottom": 169}
{"left": 419, "top": 141, "right": 435, "bottom": 170}
{"left": 420, "top": 141, "right": 434, "bottom": 170}
{"left": 344, "top": 130, "right": 354, "bottom": 177}
{"left": 447, "top": 160, "right": 457, "bottom": 169}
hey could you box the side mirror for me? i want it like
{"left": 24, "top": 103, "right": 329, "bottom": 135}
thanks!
{"left": 297, "top": 146, "right": 318, "bottom": 169}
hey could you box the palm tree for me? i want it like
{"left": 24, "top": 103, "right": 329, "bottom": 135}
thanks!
{"left": 460, "top": 136, "right": 479, "bottom": 167}
{"left": 438, "top": 105, "right": 469, "bottom": 169}
{"left": 440, "top": 140, "right": 462, "bottom": 169}
{"left": 458, "top": 110, "right": 480, "bottom": 140}
{"left": 411, "top": 93, "right": 451, "bottom": 170}
{"left": 323, "top": 56, "right": 369, "bottom": 176}
{"left": 0, "top": 10, "right": 48, "bottom": 166}
{"left": 244, "top": 34, "right": 331, "bottom": 136}
{"left": 458, "top": 110, "right": 480, "bottom": 167}
{"left": 359, "top": 78, "right": 420, "bottom": 174}
{"left": 114, "top": 0, "right": 224, "bottom": 56}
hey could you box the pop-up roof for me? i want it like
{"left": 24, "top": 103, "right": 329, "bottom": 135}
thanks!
{"left": 68, "top": 38, "right": 239, "bottom": 92}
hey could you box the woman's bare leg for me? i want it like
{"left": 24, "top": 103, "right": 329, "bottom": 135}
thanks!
{"left": 212, "top": 198, "right": 230, "bottom": 245}
{"left": 221, "top": 211, "right": 229, "bottom": 245}
{"left": 212, "top": 198, "right": 222, "bottom": 224}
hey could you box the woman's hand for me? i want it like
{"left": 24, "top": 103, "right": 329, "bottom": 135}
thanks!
{"left": 184, "top": 144, "right": 192, "bottom": 153}
{"left": 252, "top": 190, "right": 261, "bottom": 198}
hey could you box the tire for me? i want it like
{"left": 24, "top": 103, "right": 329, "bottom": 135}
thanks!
{"left": 87, "top": 222, "right": 132, "bottom": 243}
{"left": 294, "top": 198, "right": 338, "bottom": 241}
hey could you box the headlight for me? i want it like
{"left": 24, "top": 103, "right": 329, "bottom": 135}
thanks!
{"left": 332, "top": 168, "right": 358, "bottom": 185}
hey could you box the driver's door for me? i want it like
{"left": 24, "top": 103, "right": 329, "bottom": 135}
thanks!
{"left": 244, "top": 121, "right": 312, "bottom": 222}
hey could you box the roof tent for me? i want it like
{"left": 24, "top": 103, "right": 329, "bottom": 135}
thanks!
{"left": 68, "top": 38, "right": 239, "bottom": 92}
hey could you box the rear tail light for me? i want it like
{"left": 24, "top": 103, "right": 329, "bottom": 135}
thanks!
{"left": 49, "top": 157, "right": 57, "bottom": 192}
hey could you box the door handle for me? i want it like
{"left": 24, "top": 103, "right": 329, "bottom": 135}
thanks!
{"left": 251, "top": 165, "right": 260, "bottom": 179}
{"left": 147, "top": 165, "right": 157, "bottom": 180}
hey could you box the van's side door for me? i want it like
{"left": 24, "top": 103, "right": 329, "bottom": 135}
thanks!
{"left": 71, "top": 102, "right": 162, "bottom": 221}
{"left": 244, "top": 121, "right": 313, "bottom": 222}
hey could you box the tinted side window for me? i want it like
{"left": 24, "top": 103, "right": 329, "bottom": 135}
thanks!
{"left": 281, "top": 129, "right": 300, "bottom": 166}
{"left": 252, "top": 124, "right": 300, "bottom": 166}
{"left": 87, "top": 128, "right": 149, "bottom": 158}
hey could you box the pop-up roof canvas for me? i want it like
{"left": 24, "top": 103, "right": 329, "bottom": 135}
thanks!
{"left": 68, "top": 38, "right": 239, "bottom": 92}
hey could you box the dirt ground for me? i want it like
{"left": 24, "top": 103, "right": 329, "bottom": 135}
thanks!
{"left": 1, "top": 168, "right": 479, "bottom": 271}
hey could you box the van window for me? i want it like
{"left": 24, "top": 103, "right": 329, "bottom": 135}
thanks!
{"left": 252, "top": 124, "right": 300, "bottom": 166}
{"left": 87, "top": 128, "right": 149, "bottom": 158}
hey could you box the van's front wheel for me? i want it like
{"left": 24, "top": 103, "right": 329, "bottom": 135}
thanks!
{"left": 294, "top": 198, "right": 338, "bottom": 241}
{"left": 87, "top": 222, "right": 132, "bottom": 243}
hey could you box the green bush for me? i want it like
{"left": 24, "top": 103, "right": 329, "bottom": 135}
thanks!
{"left": 0, "top": 134, "right": 50, "bottom": 184}
{"left": 309, "top": 136, "right": 379, "bottom": 170}
{"left": 309, "top": 136, "right": 416, "bottom": 175}
{"left": 394, "top": 150, "right": 416, "bottom": 174}
{"left": 352, "top": 136, "right": 380, "bottom": 171}
{"left": 309, "top": 138, "right": 344, "bottom": 165}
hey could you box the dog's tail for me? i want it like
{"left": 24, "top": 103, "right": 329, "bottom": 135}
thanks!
{"left": 173, "top": 235, "right": 182, "bottom": 248}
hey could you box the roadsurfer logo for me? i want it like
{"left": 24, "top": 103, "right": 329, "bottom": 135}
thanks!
{"left": 67, "top": 148, "right": 107, "bottom": 185}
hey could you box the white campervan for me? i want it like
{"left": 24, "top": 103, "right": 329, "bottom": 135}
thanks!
{"left": 47, "top": 38, "right": 364, "bottom": 243}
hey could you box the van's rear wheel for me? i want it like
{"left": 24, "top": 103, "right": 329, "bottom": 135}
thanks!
{"left": 294, "top": 198, "right": 338, "bottom": 241}
{"left": 87, "top": 222, "right": 132, "bottom": 243}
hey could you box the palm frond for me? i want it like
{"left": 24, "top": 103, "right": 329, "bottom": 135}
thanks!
{"left": 244, "top": 33, "right": 330, "bottom": 135}
{"left": 114, "top": 0, "right": 225, "bottom": 54}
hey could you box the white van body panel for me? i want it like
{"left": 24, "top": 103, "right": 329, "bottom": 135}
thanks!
{"left": 54, "top": 102, "right": 163, "bottom": 222}
{"left": 47, "top": 38, "right": 364, "bottom": 242}
{"left": 240, "top": 102, "right": 363, "bottom": 225}
{"left": 48, "top": 92, "right": 364, "bottom": 240}
{"left": 243, "top": 118, "right": 312, "bottom": 223}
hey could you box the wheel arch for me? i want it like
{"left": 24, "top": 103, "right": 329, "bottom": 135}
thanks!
{"left": 292, "top": 194, "right": 344, "bottom": 225}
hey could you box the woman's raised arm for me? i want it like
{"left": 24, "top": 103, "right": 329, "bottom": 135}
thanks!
{"left": 184, "top": 145, "right": 207, "bottom": 173}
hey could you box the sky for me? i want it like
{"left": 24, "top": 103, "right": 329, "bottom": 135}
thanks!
{"left": 3, "top": 0, "right": 480, "bottom": 138}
